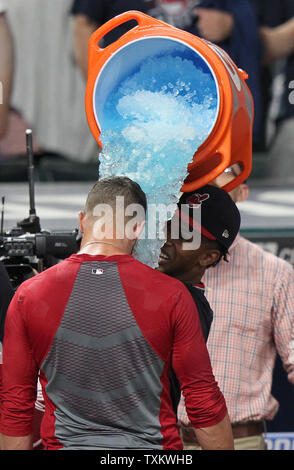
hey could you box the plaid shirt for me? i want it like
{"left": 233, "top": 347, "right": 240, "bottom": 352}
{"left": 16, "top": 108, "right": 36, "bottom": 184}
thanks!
{"left": 178, "top": 235, "right": 294, "bottom": 425}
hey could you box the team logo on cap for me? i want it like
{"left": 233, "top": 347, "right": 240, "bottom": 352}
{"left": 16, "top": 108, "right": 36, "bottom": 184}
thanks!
{"left": 186, "top": 193, "right": 210, "bottom": 207}
{"left": 222, "top": 230, "right": 229, "bottom": 239}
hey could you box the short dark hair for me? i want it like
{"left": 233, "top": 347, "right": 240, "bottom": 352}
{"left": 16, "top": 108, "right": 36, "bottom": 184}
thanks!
{"left": 85, "top": 176, "right": 147, "bottom": 217}
{"left": 201, "top": 236, "right": 229, "bottom": 267}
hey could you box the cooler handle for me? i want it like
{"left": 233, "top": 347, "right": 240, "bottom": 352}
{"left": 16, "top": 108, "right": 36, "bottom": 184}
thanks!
{"left": 88, "top": 10, "right": 162, "bottom": 56}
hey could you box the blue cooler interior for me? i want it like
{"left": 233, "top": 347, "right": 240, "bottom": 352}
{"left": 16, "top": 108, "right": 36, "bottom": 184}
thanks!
{"left": 94, "top": 37, "right": 219, "bottom": 138}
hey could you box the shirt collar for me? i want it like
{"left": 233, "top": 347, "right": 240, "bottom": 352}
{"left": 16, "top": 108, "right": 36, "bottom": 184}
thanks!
{"left": 192, "top": 281, "right": 206, "bottom": 291}
{"left": 228, "top": 232, "right": 241, "bottom": 252}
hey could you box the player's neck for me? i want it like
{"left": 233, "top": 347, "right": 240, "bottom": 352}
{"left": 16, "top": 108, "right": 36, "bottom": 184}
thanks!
{"left": 172, "top": 267, "right": 205, "bottom": 285}
{"left": 78, "top": 239, "right": 131, "bottom": 256}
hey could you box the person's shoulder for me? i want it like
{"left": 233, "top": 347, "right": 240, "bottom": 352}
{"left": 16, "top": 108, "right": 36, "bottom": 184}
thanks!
{"left": 185, "top": 283, "right": 206, "bottom": 300}
{"left": 16, "top": 257, "right": 72, "bottom": 294}
{"left": 132, "top": 258, "right": 189, "bottom": 295}
{"left": 239, "top": 236, "right": 293, "bottom": 273}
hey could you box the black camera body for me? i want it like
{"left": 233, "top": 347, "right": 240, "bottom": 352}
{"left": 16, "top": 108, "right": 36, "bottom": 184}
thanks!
{"left": 0, "top": 230, "right": 79, "bottom": 260}
{"left": 0, "top": 130, "right": 81, "bottom": 288}
{"left": 0, "top": 228, "right": 80, "bottom": 289}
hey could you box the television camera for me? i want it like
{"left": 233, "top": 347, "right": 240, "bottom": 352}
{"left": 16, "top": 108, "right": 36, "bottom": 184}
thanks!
{"left": 0, "top": 130, "right": 81, "bottom": 289}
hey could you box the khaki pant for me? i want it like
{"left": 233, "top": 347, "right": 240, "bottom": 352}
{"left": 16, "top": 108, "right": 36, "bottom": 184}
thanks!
{"left": 184, "top": 434, "right": 266, "bottom": 451}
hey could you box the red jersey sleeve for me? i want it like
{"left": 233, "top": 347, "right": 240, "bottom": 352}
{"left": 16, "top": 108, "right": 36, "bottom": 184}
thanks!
{"left": 171, "top": 289, "right": 227, "bottom": 429}
{"left": 1, "top": 290, "right": 38, "bottom": 436}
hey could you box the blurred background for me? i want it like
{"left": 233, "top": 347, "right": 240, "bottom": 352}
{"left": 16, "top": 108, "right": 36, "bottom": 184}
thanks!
{"left": 0, "top": 0, "right": 294, "bottom": 447}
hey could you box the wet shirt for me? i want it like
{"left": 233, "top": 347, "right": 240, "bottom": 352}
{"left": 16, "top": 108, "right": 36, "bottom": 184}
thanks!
{"left": 1, "top": 254, "right": 226, "bottom": 450}
{"left": 184, "top": 282, "right": 213, "bottom": 342}
{"left": 169, "top": 281, "right": 214, "bottom": 415}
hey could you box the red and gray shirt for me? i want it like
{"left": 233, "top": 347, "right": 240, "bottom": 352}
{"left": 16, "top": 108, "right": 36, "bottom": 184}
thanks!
{"left": 1, "top": 254, "right": 227, "bottom": 450}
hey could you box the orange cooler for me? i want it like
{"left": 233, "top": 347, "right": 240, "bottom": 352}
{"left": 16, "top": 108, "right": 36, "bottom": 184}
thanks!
{"left": 85, "top": 11, "right": 254, "bottom": 192}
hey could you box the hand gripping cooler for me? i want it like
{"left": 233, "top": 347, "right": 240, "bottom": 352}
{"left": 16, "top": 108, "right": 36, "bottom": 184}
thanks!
{"left": 85, "top": 11, "right": 254, "bottom": 193}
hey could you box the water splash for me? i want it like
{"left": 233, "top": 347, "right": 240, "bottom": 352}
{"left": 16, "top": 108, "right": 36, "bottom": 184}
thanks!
{"left": 98, "top": 52, "right": 218, "bottom": 267}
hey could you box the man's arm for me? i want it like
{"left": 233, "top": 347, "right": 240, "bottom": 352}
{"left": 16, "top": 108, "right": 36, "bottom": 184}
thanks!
{"left": 194, "top": 413, "right": 233, "bottom": 450}
{"left": 0, "top": 291, "right": 38, "bottom": 445}
{"left": 260, "top": 18, "right": 294, "bottom": 64}
{"left": 0, "top": 12, "right": 14, "bottom": 137}
{"left": 72, "top": 14, "right": 99, "bottom": 79}
{"left": 193, "top": 8, "right": 234, "bottom": 43}
{"left": 1, "top": 434, "right": 33, "bottom": 450}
